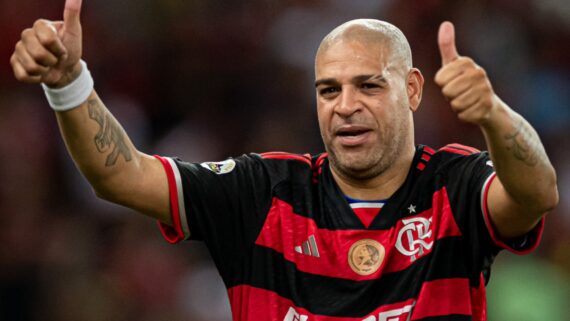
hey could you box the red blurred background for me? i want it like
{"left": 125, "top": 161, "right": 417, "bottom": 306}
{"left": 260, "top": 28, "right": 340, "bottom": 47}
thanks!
{"left": 1, "top": 0, "right": 568, "bottom": 320}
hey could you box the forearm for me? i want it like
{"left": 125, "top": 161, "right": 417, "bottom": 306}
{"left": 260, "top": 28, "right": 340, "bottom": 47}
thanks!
{"left": 481, "top": 98, "right": 558, "bottom": 214}
{"left": 55, "top": 90, "right": 171, "bottom": 223}
{"left": 56, "top": 90, "right": 143, "bottom": 196}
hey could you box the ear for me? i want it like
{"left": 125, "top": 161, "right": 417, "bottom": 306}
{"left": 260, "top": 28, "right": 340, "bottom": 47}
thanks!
{"left": 407, "top": 68, "right": 424, "bottom": 112}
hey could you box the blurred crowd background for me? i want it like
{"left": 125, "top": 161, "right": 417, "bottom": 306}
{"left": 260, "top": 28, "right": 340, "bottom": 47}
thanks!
{"left": 1, "top": 0, "right": 569, "bottom": 320}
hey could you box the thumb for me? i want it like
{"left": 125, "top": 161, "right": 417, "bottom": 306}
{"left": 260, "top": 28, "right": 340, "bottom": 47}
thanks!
{"left": 63, "top": 0, "right": 82, "bottom": 31}
{"left": 438, "top": 21, "right": 459, "bottom": 65}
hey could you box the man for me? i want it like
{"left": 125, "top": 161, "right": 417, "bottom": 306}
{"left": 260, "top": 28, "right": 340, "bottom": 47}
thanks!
{"left": 11, "top": 0, "right": 558, "bottom": 320}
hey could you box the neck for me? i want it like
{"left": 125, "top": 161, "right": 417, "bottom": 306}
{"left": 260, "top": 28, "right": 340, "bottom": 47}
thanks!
{"left": 330, "top": 146, "right": 415, "bottom": 200}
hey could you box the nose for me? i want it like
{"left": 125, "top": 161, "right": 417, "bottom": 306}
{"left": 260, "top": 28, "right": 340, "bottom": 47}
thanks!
{"left": 336, "top": 86, "right": 362, "bottom": 117}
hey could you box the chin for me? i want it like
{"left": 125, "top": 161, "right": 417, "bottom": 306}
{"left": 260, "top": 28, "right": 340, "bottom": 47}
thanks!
{"left": 330, "top": 151, "right": 388, "bottom": 180}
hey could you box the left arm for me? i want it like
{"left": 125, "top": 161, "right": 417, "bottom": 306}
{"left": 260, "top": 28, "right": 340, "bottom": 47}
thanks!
{"left": 435, "top": 22, "right": 559, "bottom": 239}
{"left": 479, "top": 99, "right": 557, "bottom": 239}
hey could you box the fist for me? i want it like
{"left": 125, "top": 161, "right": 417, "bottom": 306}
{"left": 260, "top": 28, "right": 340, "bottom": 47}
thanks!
{"left": 10, "top": 0, "right": 83, "bottom": 88}
{"left": 434, "top": 22, "right": 499, "bottom": 125}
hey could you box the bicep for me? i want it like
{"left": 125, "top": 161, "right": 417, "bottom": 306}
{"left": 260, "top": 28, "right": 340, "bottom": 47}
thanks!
{"left": 486, "top": 176, "right": 543, "bottom": 240}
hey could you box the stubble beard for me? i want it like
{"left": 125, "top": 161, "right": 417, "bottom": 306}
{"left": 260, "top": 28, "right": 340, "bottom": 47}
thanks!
{"left": 325, "top": 112, "right": 412, "bottom": 183}
{"left": 326, "top": 129, "right": 405, "bottom": 182}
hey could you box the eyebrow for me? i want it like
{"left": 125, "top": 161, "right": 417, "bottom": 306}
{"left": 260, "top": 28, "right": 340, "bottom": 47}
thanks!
{"left": 314, "top": 74, "right": 387, "bottom": 87}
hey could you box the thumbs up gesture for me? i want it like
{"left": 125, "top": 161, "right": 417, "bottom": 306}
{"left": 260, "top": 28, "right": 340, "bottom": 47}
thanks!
{"left": 435, "top": 22, "right": 500, "bottom": 126}
{"left": 10, "top": 0, "right": 83, "bottom": 88}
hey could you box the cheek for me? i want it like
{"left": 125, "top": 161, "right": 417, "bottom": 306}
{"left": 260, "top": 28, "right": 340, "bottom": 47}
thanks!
{"left": 369, "top": 102, "right": 403, "bottom": 134}
{"left": 316, "top": 104, "right": 332, "bottom": 130}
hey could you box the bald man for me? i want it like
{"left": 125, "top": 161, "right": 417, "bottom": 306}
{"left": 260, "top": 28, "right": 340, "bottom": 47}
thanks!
{"left": 11, "top": 1, "right": 558, "bottom": 320}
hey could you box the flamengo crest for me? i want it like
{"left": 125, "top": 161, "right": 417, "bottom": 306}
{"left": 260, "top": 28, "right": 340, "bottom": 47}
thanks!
{"left": 395, "top": 217, "right": 433, "bottom": 261}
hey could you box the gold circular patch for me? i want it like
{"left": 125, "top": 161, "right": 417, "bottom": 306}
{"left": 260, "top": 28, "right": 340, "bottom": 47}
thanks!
{"left": 348, "top": 239, "right": 385, "bottom": 276}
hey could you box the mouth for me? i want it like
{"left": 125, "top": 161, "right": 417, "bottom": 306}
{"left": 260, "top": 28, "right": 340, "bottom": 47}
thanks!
{"left": 334, "top": 125, "right": 373, "bottom": 146}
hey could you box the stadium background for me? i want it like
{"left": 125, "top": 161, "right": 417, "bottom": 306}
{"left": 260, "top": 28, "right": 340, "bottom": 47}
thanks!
{"left": 0, "top": 0, "right": 569, "bottom": 320}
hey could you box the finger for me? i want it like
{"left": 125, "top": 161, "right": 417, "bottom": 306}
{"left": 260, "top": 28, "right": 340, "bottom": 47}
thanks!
{"left": 14, "top": 42, "right": 50, "bottom": 76}
{"left": 11, "top": 54, "right": 42, "bottom": 84}
{"left": 450, "top": 87, "right": 483, "bottom": 112}
{"left": 434, "top": 57, "right": 475, "bottom": 86}
{"left": 21, "top": 30, "right": 59, "bottom": 67}
{"left": 53, "top": 21, "right": 65, "bottom": 33}
{"left": 441, "top": 72, "right": 475, "bottom": 98}
{"left": 438, "top": 21, "right": 459, "bottom": 65}
{"left": 34, "top": 19, "right": 68, "bottom": 58}
{"left": 63, "top": 0, "right": 82, "bottom": 31}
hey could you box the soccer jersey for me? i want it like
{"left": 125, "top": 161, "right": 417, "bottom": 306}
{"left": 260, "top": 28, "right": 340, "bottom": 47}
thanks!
{"left": 155, "top": 144, "right": 543, "bottom": 321}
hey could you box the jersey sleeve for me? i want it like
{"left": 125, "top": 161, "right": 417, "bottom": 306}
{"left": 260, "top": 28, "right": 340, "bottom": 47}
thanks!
{"left": 439, "top": 144, "right": 544, "bottom": 262}
{"left": 153, "top": 154, "right": 273, "bottom": 259}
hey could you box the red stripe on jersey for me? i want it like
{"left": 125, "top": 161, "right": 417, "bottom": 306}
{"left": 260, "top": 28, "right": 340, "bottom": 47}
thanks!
{"left": 416, "top": 162, "right": 426, "bottom": 171}
{"left": 417, "top": 150, "right": 431, "bottom": 170}
{"left": 470, "top": 274, "right": 487, "bottom": 321}
{"left": 481, "top": 173, "right": 544, "bottom": 254}
{"left": 423, "top": 146, "right": 435, "bottom": 155}
{"left": 411, "top": 278, "right": 472, "bottom": 320}
{"left": 351, "top": 207, "right": 381, "bottom": 228}
{"left": 314, "top": 153, "right": 328, "bottom": 168}
{"left": 312, "top": 153, "right": 328, "bottom": 183}
{"left": 254, "top": 188, "right": 462, "bottom": 281}
{"left": 439, "top": 143, "right": 480, "bottom": 155}
{"left": 154, "top": 155, "right": 184, "bottom": 244}
{"left": 261, "top": 152, "right": 312, "bottom": 166}
{"left": 228, "top": 284, "right": 416, "bottom": 321}
{"left": 447, "top": 143, "right": 480, "bottom": 154}
{"left": 439, "top": 146, "right": 472, "bottom": 155}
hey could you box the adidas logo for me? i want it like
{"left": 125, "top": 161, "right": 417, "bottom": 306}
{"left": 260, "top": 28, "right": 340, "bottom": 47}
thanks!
{"left": 294, "top": 235, "right": 320, "bottom": 257}
{"left": 283, "top": 307, "right": 308, "bottom": 321}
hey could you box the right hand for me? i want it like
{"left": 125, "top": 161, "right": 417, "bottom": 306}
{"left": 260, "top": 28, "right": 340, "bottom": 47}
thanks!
{"left": 10, "top": 0, "right": 83, "bottom": 88}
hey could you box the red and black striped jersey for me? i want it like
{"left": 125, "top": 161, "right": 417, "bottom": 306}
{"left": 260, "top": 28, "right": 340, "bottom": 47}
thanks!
{"left": 155, "top": 144, "right": 543, "bottom": 321}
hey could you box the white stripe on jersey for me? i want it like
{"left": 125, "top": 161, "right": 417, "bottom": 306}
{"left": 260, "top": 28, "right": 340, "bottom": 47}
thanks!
{"left": 349, "top": 202, "right": 385, "bottom": 209}
{"left": 166, "top": 157, "right": 190, "bottom": 240}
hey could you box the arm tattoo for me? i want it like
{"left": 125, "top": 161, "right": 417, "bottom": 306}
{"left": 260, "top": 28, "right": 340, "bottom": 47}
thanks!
{"left": 87, "top": 99, "right": 133, "bottom": 166}
{"left": 504, "top": 118, "right": 546, "bottom": 167}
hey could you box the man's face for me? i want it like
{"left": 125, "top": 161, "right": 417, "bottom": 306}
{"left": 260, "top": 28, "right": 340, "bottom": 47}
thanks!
{"left": 315, "top": 40, "right": 413, "bottom": 180}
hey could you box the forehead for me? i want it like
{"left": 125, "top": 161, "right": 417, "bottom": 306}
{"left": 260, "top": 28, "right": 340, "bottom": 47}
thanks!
{"left": 315, "top": 40, "right": 392, "bottom": 79}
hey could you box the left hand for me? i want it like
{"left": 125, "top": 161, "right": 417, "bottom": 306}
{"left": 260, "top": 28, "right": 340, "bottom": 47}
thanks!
{"left": 434, "top": 21, "right": 500, "bottom": 126}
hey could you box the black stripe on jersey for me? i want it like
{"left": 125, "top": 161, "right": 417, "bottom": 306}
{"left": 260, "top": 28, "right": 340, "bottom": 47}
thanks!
{"left": 419, "top": 237, "right": 474, "bottom": 281}
{"left": 227, "top": 236, "right": 471, "bottom": 317}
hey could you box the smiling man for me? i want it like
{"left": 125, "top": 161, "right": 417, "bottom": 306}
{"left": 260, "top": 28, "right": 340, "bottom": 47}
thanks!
{"left": 10, "top": 0, "right": 558, "bottom": 320}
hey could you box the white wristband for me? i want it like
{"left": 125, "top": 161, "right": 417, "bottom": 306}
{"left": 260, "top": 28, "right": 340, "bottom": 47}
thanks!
{"left": 41, "top": 60, "right": 94, "bottom": 112}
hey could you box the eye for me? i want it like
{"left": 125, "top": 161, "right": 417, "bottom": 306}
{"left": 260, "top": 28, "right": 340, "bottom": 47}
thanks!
{"left": 319, "top": 87, "right": 340, "bottom": 97}
{"left": 360, "top": 83, "right": 380, "bottom": 90}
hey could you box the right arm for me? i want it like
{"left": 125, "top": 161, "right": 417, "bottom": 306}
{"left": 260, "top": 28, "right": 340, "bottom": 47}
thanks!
{"left": 10, "top": 0, "right": 171, "bottom": 224}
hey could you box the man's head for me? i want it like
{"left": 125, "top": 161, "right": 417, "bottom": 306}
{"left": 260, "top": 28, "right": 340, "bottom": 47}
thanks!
{"left": 315, "top": 19, "right": 424, "bottom": 182}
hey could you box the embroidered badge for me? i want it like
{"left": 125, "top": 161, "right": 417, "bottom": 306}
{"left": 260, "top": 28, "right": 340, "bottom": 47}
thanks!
{"left": 200, "top": 159, "right": 236, "bottom": 174}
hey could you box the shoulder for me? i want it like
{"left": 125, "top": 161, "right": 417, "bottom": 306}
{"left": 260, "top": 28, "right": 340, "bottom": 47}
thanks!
{"left": 254, "top": 151, "right": 325, "bottom": 181}
{"left": 423, "top": 144, "right": 494, "bottom": 187}
{"left": 423, "top": 143, "right": 490, "bottom": 174}
{"left": 431, "top": 143, "right": 486, "bottom": 164}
